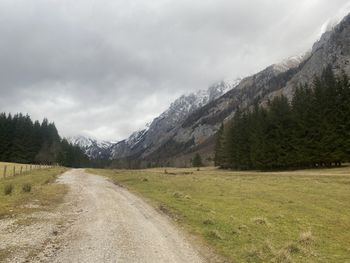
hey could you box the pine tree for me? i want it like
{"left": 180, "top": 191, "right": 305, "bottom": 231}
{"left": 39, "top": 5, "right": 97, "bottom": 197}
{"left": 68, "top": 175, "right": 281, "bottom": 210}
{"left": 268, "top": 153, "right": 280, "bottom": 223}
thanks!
{"left": 215, "top": 66, "right": 350, "bottom": 170}
{"left": 192, "top": 153, "right": 203, "bottom": 167}
{"left": 214, "top": 124, "right": 224, "bottom": 167}
{"left": 0, "top": 112, "right": 90, "bottom": 167}
{"left": 249, "top": 105, "right": 268, "bottom": 169}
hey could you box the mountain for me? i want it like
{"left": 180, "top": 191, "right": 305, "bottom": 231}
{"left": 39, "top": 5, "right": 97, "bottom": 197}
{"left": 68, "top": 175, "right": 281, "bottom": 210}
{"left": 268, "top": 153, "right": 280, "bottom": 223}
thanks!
{"left": 69, "top": 80, "right": 239, "bottom": 160}
{"left": 109, "top": 78, "right": 241, "bottom": 160}
{"left": 75, "top": 13, "right": 350, "bottom": 167}
{"left": 134, "top": 13, "right": 350, "bottom": 166}
{"left": 67, "top": 135, "right": 113, "bottom": 160}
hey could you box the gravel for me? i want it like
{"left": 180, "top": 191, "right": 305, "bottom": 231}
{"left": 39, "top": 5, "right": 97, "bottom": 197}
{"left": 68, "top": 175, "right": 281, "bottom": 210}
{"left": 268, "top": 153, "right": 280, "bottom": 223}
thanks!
{"left": 48, "top": 169, "right": 206, "bottom": 263}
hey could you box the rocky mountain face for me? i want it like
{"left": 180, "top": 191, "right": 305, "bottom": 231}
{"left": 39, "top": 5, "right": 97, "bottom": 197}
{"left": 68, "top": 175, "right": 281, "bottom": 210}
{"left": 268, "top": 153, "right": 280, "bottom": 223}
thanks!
{"left": 75, "top": 13, "right": 350, "bottom": 166}
{"left": 70, "top": 80, "right": 239, "bottom": 160}
{"left": 141, "top": 13, "right": 350, "bottom": 166}
{"left": 109, "top": 79, "right": 241, "bottom": 160}
{"left": 67, "top": 135, "right": 113, "bottom": 160}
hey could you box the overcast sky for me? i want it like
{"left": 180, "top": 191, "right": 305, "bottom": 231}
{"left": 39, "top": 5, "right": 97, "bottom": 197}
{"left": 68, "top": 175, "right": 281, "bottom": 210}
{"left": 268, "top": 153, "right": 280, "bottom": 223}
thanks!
{"left": 0, "top": 0, "right": 349, "bottom": 141}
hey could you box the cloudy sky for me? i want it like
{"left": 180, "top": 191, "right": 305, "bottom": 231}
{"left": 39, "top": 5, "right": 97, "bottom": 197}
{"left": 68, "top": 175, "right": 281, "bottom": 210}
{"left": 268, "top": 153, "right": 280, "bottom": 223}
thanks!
{"left": 0, "top": 0, "right": 349, "bottom": 141}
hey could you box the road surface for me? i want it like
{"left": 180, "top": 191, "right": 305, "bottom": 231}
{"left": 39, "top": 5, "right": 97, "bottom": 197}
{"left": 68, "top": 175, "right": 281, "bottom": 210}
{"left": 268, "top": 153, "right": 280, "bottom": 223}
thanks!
{"left": 51, "top": 169, "right": 205, "bottom": 263}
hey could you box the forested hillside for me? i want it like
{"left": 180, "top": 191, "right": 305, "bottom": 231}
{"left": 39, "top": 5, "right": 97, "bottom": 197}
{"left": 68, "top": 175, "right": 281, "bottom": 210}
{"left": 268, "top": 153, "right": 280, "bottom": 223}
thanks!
{"left": 0, "top": 113, "right": 89, "bottom": 167}
{"left": 215, "top": 67, "right": 350, "bottom": 170}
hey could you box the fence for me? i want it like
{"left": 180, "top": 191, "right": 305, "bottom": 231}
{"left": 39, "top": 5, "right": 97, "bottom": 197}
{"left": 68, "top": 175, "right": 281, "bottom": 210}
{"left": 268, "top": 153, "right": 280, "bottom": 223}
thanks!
{"left": 1, "top": 164, "right": 52, "bottom": 178}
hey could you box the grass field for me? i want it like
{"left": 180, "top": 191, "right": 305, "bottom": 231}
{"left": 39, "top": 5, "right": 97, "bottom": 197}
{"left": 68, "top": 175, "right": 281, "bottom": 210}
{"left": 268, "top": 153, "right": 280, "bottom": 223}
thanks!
{"left": 88, "top": 167, "right": 350, "bottom": 263}
{"left": 0, "top": 166, "right": 68, "bottom": 218}
{"left": 0, "top": 162, "right": 51, "bottom": 178}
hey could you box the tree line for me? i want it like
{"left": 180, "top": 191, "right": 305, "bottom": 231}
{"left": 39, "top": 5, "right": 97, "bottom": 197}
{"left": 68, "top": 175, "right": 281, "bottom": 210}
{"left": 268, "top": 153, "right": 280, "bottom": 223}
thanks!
{"left": 0, "top": 113, "right": 89, "bottom": 167}
{"left": 215, "top": 67, "right": 350, "bottom": 170}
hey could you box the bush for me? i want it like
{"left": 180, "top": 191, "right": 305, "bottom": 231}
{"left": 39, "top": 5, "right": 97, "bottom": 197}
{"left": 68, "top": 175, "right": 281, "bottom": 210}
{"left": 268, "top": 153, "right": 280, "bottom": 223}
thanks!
{"left": 203, "top": 218, "right": 215, "bottom": 225}
{"left": 22, "top": 183, "right": 32, "bottom": 193}
{"left": 173, "top": 191, "right": 182, "bottom": 198}
{"left": 4, "top": 184, "right": 14, "bottom": 195}
{"left": 192, "top": 153, "right": 203, "bottom": 167}
{"left": 207, "top": 229, "right": 223, "bottom": 240}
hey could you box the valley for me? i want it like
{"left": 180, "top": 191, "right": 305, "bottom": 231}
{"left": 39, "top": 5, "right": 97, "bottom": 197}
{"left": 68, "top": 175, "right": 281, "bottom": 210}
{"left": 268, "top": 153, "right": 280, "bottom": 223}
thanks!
{"left": 0, "top": 3, "right": 350, "bottom": 263}
{"left": 71, "top": 13, "right": 350, "bottom": 168}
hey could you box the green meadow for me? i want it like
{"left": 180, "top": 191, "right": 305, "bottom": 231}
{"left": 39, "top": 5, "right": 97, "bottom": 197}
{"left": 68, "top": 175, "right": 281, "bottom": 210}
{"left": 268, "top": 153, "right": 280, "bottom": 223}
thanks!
{"left": 89, "top": 166, "right": 350, "bottom": 262}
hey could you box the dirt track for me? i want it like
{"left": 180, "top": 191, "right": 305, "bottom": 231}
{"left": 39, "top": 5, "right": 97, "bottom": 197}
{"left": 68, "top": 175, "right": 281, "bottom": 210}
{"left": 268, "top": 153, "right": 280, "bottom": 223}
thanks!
{"left": 48, "top": 169, "right": 205, "bottom": 263}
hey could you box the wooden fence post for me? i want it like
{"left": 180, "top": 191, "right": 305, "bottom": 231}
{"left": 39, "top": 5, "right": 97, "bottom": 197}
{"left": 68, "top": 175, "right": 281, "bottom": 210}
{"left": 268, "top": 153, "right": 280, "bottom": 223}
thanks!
{"left": 20, "top": 166, "right": 23, "bottom": 175}
{"left": 3, "top": 165, "right": 7, "bottom": 178}
{"left": 13, "top": 166, "right": 16, "bottom": 176}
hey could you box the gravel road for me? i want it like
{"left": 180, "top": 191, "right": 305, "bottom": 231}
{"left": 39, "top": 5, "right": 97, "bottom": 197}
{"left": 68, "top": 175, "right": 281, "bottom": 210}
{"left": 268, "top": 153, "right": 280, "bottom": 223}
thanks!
{"left": 51, "top": 169, "right": 205, "bottom": 263}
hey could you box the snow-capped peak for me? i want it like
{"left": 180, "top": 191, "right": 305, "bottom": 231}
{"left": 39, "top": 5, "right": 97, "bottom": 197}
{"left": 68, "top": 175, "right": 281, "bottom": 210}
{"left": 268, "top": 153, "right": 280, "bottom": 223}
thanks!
{"left": 67, "top": 135, "right": 114, "bottom": 159}
{"left": 67, "top": 135, "right": 113, "bottom": 149}
{"left": 67, "top": 135, "right": 95, "bottom": 148}
{"left": 159, "top": 78, "right": 240, "bottom": 121}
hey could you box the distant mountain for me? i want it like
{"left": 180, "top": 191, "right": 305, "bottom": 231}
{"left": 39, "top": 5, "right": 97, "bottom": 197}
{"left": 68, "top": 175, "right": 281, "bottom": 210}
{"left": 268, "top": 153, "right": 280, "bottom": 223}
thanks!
{"left": 70, "top": 79, "right": 239, "bottom": 160}
{"left": 109, "top": 78, "right": 241, "bottom": 160}
{"left": 67, "top": 135, "right": 113, "bottom": 159}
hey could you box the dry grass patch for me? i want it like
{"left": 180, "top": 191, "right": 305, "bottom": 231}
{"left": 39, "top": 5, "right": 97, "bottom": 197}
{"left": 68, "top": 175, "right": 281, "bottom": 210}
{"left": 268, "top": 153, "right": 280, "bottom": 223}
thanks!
{"left": 0, "top": 167, "right": 67, "bottom": 218}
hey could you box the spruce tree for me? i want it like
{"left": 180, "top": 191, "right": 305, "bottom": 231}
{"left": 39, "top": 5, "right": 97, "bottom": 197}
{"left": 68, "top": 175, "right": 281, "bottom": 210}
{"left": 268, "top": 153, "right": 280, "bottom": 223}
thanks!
{"left": 214, "top": 124, "right": 224, "bottom": 167}
{"left": 215, "top": 66, "right": 350, "bottom": 170}
{"left": 192, "top": 153, "right": 203, "bottom": 167}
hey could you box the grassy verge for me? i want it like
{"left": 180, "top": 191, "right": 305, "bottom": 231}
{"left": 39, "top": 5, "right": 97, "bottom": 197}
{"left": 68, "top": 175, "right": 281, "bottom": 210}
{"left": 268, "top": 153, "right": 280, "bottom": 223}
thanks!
{"left": 88, "top": 167, "right": 350, "bottom": 263}
{"left": 0, "top": 167, "right": 68, "bottom": 218}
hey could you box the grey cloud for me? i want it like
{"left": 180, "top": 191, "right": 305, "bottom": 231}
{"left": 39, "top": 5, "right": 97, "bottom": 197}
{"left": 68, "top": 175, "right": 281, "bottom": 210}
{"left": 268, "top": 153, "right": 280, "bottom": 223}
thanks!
{"left": 0, "top": 0, "right": 349, "bottom": 140}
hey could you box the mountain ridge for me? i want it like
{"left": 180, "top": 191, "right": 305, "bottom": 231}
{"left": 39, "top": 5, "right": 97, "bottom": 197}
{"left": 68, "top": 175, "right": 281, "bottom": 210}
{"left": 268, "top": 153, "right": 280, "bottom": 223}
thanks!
{"left": 73, "top": 13, "right": 350, "bottom": 166}
{"left": 143, "top": 12, "right": 350, "bottom": 166}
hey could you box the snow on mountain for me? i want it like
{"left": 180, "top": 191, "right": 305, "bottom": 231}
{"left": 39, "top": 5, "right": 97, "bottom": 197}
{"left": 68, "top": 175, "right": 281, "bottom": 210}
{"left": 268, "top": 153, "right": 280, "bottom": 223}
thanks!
{"left": 67, "top": 135, "right": 113, "bottom": 159}
{"left": 110, "top": 78, "right": 240, "bottom": 159}
{"left": 68, "top": 135, "right": 94, "bottom": 148}
{"left": 69, "top": 55, "right": 307, "bottom": 161}
{"left": 76, "top": 13, "right": 350, "bottom": 165}
{"left": 126, "top": 128, "right": 148, "bottom": 148}
{"left": 159, "top": 78, "right": 240, "bottom": 121}
{"left": 71, "top": 78, "right": 241, "bottom": 160}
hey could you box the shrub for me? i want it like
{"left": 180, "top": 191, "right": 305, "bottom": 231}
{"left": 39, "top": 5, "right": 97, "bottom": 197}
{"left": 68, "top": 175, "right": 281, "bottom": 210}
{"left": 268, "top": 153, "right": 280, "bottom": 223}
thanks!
{"left": 203, "top": 218, "right": 215, "bottom": 225}
{"left": 173, "top": 192, "right": 183, "bottom": 198}
{"left": 207, "top": 229, "right": 223, "bottom": 240}
{"left": 22, "top": 183, "right": 32, "bottom": 193}
{"left": 192, "top": 153, "right": 203, "bottom": 167}
{"left": 4, "top": 184, "right": 14, "bottom": 195}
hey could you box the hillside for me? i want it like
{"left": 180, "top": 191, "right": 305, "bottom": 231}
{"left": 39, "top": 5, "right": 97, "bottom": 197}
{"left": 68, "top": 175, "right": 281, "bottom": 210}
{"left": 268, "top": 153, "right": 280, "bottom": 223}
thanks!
{"left": 70, "top": 80, "right": 239, "bottom": 160}
{"left": 72, "top": 13, "right": 350, "bottom": 167}
{"left": 144, "top": 13, "right": 350, "bottom": 166}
